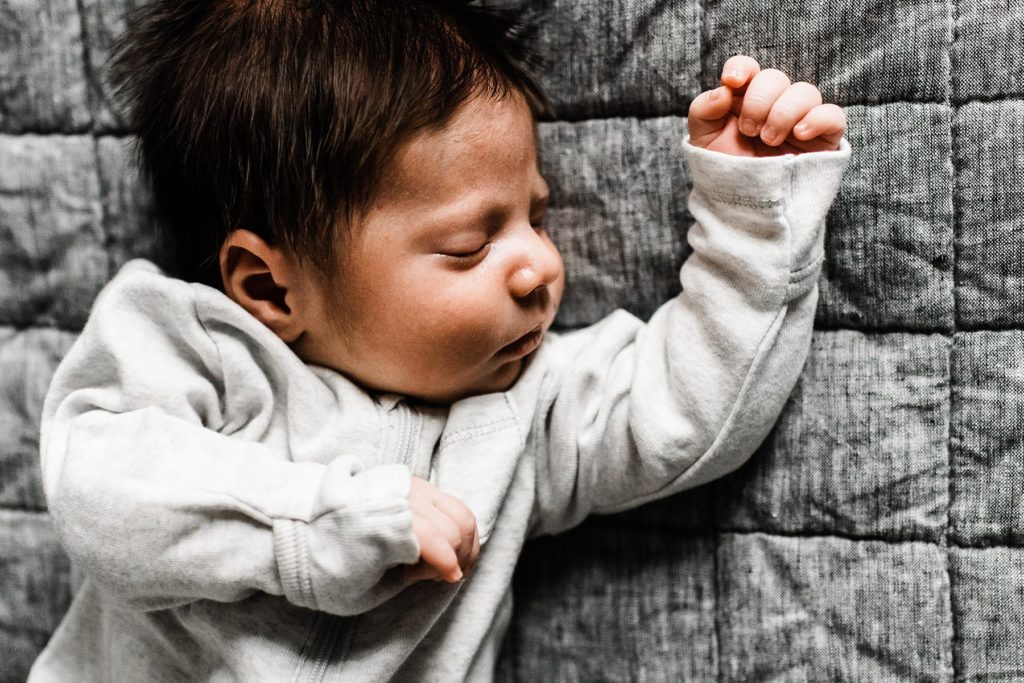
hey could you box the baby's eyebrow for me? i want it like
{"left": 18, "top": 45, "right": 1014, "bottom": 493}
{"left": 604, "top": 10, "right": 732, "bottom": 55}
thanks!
{"left": 425, "top": 192, "right": 549, "bottom": 236}
{"left": 413, "top": 203, "right": 501, "bottom": 245}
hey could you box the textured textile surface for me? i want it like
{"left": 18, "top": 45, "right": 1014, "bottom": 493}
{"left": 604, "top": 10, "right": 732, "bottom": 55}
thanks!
{"left": 1, "top": 0, "right": 1021, "bottom": 681}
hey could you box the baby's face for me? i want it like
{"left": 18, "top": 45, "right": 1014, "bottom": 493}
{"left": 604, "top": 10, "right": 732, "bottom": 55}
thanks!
{"left": 296, "top": 91, "right": 564, "bottom": 404}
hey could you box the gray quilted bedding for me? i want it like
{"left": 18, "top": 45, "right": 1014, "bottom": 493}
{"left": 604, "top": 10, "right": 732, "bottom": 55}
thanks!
{"left": 2, "top": 0, "right": 1022, "bottom": 680}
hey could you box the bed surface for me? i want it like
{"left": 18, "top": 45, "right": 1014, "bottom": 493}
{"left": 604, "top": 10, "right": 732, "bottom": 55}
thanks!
{"left": 2, "top": 1, "right": 1023, "bottom": 680}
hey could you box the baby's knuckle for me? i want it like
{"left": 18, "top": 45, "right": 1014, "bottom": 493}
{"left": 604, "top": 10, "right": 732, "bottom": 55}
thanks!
{"left": 820, "top": 104, "right": 846, "bottom": 126}
{"left": 424, "top": 525, "right": 444, "bottom": 548}
{"left": 760, "top": 68, "right": 791, "bottom": 83}
{"left": 742, "top": 93, "right": 772, "bottom": 110}
{"left": 792, "top": 81, "right": 823, "bottom": 99}
{"left": 441, "top": 516, "right": 461, "bottom": 541}
{"left": 458, "top": 511, "right": 477, "bottom": 536}
{"left": 767, "top": 103, "right": 799, "bottom": 121}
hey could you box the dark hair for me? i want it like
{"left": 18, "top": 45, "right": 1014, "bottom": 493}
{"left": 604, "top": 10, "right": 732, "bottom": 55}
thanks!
{"left": 110, "top": 0, "right": 548, "bottom": 288}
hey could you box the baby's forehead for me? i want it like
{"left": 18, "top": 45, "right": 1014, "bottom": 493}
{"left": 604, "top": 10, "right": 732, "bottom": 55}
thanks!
{"left": 370, "top": 93, "right": 546, "bottom": 219}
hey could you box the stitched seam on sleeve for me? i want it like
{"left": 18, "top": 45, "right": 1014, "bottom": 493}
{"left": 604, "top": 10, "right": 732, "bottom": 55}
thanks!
{"left": 693, "top": 185, "right": 780, "bottom": 208}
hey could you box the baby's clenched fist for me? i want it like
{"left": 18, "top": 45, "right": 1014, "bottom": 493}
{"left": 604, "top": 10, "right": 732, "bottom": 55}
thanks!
{"left": 404, "top": 476, "right": 480, "bottom": 584}
{"left": 688, "top": 54, "right": 846, "bottom": 157}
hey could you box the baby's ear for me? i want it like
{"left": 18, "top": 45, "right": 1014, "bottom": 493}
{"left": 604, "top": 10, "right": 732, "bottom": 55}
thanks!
{"left": 219, "top": 229, "right": 306, "bottom": 343}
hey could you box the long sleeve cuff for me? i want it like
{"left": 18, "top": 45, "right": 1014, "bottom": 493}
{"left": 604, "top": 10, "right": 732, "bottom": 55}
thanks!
{"left": 273, "top": 459, "right": 420, "bottom": 615}
{"left": 682, "top": 135, "right": 852, "bottom": 299}
{"left": 682, "top": 135, "right": 852, "bottom": 202}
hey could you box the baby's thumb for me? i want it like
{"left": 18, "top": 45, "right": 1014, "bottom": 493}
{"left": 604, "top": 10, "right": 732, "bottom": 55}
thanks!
{"left": 404, "top": 560, "right": 440, "bottom": 583}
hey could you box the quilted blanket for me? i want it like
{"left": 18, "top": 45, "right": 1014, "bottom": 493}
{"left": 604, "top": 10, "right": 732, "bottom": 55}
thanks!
{"left": 2, "top": 0, "right": 1022, "bottom": 680}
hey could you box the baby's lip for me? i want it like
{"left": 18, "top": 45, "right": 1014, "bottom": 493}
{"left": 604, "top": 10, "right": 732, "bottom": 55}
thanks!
{"left": 497, "top": 325, "right": 544, "bottom": 359}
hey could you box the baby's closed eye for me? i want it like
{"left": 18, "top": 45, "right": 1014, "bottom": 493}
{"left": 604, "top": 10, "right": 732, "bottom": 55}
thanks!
{"left": 440, "top": 243, "right": 490, "bottom": 260}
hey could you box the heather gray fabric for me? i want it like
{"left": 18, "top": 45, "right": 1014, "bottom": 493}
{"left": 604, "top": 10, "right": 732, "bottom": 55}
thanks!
{"left": 1, "top": 1, "right": 1022, "bottom": 682}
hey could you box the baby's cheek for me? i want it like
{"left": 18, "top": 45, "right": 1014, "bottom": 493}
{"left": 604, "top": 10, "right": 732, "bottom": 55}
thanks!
{"left": 403, "top": 296, "right": 487, "bottom": 356}
{"left": 403, "top": 267, "right": 510, "bottom": 362}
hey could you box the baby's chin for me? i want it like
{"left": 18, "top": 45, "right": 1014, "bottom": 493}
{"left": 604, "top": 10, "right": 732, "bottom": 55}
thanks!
{"left": 403, "top": 357, "right": 528, "bottom": 407}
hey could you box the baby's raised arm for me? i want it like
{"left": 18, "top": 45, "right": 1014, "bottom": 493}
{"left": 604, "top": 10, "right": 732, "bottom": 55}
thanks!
{"left": 521, "top": 57, "right": 851, "bottom": 537}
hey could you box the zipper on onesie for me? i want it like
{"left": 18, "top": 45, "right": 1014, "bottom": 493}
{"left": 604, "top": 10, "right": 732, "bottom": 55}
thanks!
{"left": 393, "top": 398, "right": 417, "bottom": 468}
{"left": 299, "top": 397, "right": 420, "bottom": 683}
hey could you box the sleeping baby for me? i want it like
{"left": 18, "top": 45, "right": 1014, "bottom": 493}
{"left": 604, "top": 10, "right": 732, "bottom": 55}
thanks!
{"left": 30, "top": 1, "right": 850, "bottom": 680}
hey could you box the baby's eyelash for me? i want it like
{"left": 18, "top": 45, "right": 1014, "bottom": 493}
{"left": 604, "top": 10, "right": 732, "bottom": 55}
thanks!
{"left": 443, "top": 243, "right": 490, "bottom": 260}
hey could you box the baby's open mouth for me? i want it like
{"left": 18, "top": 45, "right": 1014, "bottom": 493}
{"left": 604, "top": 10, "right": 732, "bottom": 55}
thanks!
{"left": 498, "top": 327, "right": 543, "bottom": 359}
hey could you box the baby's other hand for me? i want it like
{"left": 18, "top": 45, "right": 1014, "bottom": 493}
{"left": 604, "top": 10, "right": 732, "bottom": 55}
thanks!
{"left": 688, "top": 55, "right": 846, "bottom": 157}
{"left": 403, "top": 476, "right": 479, "bottom": 584}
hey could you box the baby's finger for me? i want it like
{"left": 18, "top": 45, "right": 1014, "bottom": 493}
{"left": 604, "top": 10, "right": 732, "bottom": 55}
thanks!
{"left": 404, "top": 560, "right": 440, "bottom": 583}
{"left": 687, "top": 86, "right": 733, "bottom": 143}
{"left": 738, "top": 68, "right": 791, "bottom": 137}
{"left": 421, "top": 502, "right": 463, "bottom": 551}
{"left": 429, "top": 492, "right": 478, "bottom": 569}
{"left": 792, "top": 103, "right": 847, "bottom": 146}
{"left": 759, "top": 81, "right": 823, "bottom": 147}
{"left": 412, "top": 514, "right": 463, "bottom": 582}
{"left": 720, "top": 54, "right": 760, "bottom": 92}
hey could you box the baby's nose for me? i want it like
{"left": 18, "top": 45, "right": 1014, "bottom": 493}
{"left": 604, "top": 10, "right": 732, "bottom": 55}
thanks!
{"left": 508, "top": 237, "right": 562, "bottom": 300}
